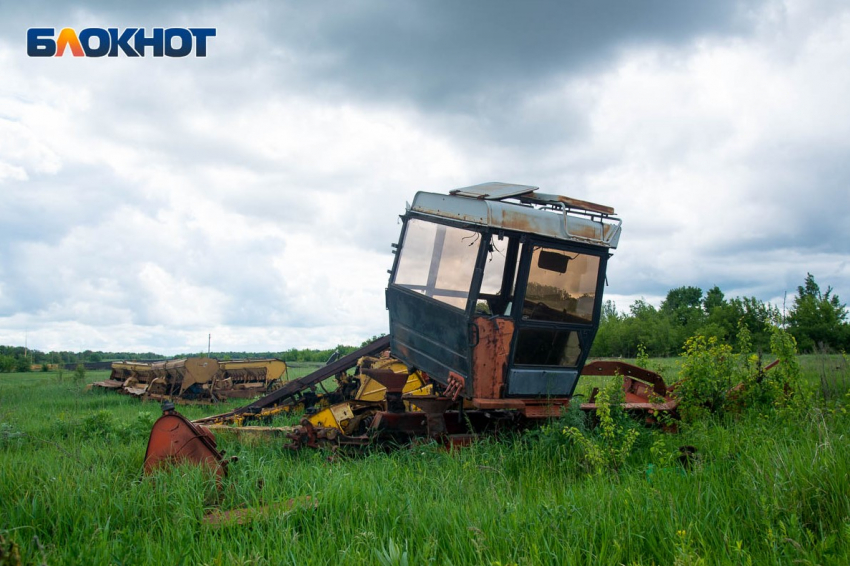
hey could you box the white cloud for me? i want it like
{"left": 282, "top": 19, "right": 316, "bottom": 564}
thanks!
{"left": 0, "top": 0, "right": 848, "bottom": 353}
{"left": 547, "top": 4, "right": 850, "bottom": 301}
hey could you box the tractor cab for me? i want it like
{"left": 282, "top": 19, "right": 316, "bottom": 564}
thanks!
{"left": 386, "top": 182, "right": 621, "bottom": 415}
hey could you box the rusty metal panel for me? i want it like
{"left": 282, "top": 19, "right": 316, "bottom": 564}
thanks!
{"left": 144, "top": 409, "right": 230, "bottom": 479}
{"left": 178, "top": 358, "right": 220, "bottom": 393}
{"left": 580, "top": 360, "right": 668, "bottom": 396}
{"left": 471, "top": 316, "right": 514, "bottom": 399}
{"left": 522, "top": 402, "right": 570, "bottom": 418}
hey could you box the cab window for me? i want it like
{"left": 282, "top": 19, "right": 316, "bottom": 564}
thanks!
{"left": 393, "top": 219, "right": 481, "bottom": 310}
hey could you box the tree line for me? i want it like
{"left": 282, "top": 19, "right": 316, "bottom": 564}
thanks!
{"left": 0, "top": 347, "right": 167, "bottom": 373}
{"left": 1, "top": 275, "right": 845, "bottom": 372}
{"left": 591, "top": 273, "right": 849, "bottom": 357}
{"left": 0, "top": 336, "right": 387, "bottom": 373}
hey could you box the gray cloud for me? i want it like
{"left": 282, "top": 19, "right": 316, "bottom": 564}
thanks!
{"left": 273, "top": 0, "right": 762, "bottom": 106}
{"left": 1, "top": 0, "right": 849, "bottom": 353}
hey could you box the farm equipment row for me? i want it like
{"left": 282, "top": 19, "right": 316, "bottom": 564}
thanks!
{"left": 92, "top": 357, "right": 288, "bottom": 402}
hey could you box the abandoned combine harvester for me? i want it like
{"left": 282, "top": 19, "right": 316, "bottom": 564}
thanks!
{"left": 144, "top": 183, "right": 677, "bottom": 475}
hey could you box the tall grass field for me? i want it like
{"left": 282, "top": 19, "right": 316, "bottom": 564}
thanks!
{"left": 1, "top": 356, "right": 849, "bottom": 565}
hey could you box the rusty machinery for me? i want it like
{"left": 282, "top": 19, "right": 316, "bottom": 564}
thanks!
{"left": 93, "top": 357, "right": 289, "bottom": 402}
{"left": 144, "top": 183, "right": 678, "bottom": 475}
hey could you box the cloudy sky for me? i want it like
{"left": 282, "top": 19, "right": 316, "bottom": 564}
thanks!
{"left": 1, "top": 0, "right": 848, "bottom": 354}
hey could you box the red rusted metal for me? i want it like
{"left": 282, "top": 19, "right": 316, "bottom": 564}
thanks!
{"left": 143, "top": 406, "right": 231, "bottom": 479}
{"left": 581, "top": 360, "right": 668, "bottom": 396}
{"left": 362, "top": 368, "right": 408, "bottom": 413}
{"left": 471, "top": 316, "right": 514, "bottom": 399}
{"left": 285, "top": 418, "right": 356, "bottom": 450}
{"left": 445, "top": 371, "right": 466, "bottom": 400}
{"left": 407, "top": 396, "right": 455, "bottom": 438}
{"left": 470, "top": 397, "right": 570, "bottom": 418}
{"left": 579, "top": 360, "right": 679, "bottom": 417}
{"left": 522, "top": 401, "right": 571, "bottom": 418}
{"left": 472, "top": 398, "right": 525, "bottom": 409}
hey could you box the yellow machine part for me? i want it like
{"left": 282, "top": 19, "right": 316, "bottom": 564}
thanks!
{"left": 202, "top": 356, "right": 431, "bottom": 430}
{"left": 218, "top": 359, "right": 288, "bottom": 386}
{"left": 308, "top": 403, "right": 356, "bottom": 432}
{"left": 109, "top": 358, "right": 220, "bottom": 395}
{"left": 305, "top": 357, "right": 433, "bottom": 433}
{"left": 110, "top": 361, "right": 156, "bottom": 378}
{"left": 177, "top": 358, "right": 222, "bottom": 394}
{"left": 354, "top": 357, "right": 430, "bottom": 401}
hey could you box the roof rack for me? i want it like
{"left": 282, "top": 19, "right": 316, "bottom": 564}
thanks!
{"left": 449, "top": 182, "right": 615, "bottom": 216}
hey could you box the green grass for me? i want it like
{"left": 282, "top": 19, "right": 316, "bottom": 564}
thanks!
{"left": 1, "top": 359, "right": 849, "bottom": 565}
{"left": 285, "top": 362, "right": 325, "bottom": 381}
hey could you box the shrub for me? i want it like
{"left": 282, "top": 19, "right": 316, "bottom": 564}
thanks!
{"left": 13, "top": 357, "right": 30, "bottom": 373}
{"left": 563, "top": 380, "right": 640, "bottom": 475}
{"left": 676, "top": 335, "right": 739, "bottom": 421}
{"left": 73, "top": 363, "right": 86, "bottom": 384}
{"left": 81, "top": 410, "right": 115, "bottom": 438}
{"left": 676, "top": 323, "right": 802, "bottom": 421}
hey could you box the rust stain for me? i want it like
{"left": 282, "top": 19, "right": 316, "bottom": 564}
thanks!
{"left": 143, "top": 409, "right": 231, "bottom": 480}
{"left": 567, "top": 223, "right": 601, "bottom": 240}
{"left": 522, "top": 402, "right": 569, "bottom": 418}
{"left": 581, "top": 360, "right": 668, "bottom": 396}
{"left": 495, "top": 208, "right": 541, "bottom": 234}
{"left": 471, "top": 316, "right": 514, "bottom": 399}
{"left": 472, "top": 398, "right": 525, "bottom": 409}
{"left": 552, "top": 195, "right": 614, "bottom": 215}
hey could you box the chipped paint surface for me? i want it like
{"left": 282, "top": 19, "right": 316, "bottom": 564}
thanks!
{"left": 411, "top": 191, "right": 621, "bottom": 248}
{"left": 471, "top": 316, "right": 514, "bottom": 399}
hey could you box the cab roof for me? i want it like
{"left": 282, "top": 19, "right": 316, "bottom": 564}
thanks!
{"left": 408, "top": 182, "right": 621, "bottom": 249}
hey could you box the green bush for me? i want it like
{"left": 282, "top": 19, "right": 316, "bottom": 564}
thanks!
{"left": 563, "top": 380, "right": 640, "bottom": 475}
{"left": 13, "top": 357, "right": 30, "bottom": 373}
{"left": 81, "top": 410, "right": 115, "bottom": 438}
{"left": 73, "top": 363, "right": 86, "bottom": 384}
{"left": 676, "top": 335, "right": 739, "bottom": 420}
{"left": 676, "top": 324, "right": 802, "bottom": 421}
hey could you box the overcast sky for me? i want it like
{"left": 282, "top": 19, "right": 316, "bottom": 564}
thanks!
{"left": 1, "top": 0, "right": 848, "bottom": 354}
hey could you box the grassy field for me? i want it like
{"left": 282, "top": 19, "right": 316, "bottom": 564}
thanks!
{"left": 1, "top": 357, "right": 849, "bottom": 565}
